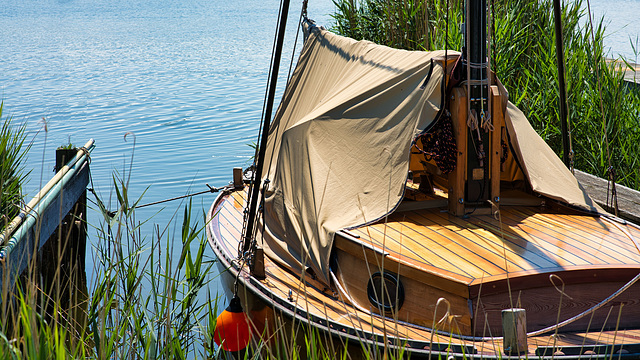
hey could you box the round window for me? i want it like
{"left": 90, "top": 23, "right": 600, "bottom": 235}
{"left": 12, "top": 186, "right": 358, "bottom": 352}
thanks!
{"left": 367, "top": 272, "right": 405, "bottom": 314}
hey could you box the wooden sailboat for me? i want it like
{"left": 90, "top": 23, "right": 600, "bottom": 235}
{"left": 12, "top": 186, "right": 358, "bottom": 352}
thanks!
{"left": 207, "top": 0, "right": 640, "bottom": 357}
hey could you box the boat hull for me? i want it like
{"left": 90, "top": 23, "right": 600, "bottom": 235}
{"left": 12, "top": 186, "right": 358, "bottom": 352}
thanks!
{"left": 207, "top": 188, "right": 640, "bottom": 359}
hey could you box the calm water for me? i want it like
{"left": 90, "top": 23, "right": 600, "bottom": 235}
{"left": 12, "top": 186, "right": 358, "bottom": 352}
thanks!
{"left": 0, "top": 0, "right": 638, "bottom": 294}
{"left": 586, "top": 0, "right": 640, "bottom": 60}
{"left": 1, "top": 0, "right": 334, "bottom": 294}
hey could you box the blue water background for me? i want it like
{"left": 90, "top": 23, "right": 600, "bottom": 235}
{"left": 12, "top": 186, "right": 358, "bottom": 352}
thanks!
{"left": 587, "top": 0, "right": 640, "bottom": 61}
{"left": 1, "top": 0, "right": 334, "bottom": 295}
{"left": 1, "top": 0, "right": 638, "bottom": 295}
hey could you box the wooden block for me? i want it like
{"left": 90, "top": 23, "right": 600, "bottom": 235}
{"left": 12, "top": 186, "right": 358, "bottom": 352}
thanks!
{"left": 233, "top": 167, "right": 243, "bottom": 188}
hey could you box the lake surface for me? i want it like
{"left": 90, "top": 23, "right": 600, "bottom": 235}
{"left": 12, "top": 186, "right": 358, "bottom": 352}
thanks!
{"left": 1, "top": 0, "right": 638, "bottom": 296}
{"left": 1, "top": 0, "right": 335, "bottom": 295}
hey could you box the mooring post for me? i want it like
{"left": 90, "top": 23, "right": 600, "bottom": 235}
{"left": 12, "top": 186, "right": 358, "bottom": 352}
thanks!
{"left": 233, "top": 167, "right": 243, "bottom": 189}
{"left": 39, "top": 146, "right": 89, "bottom": 336}
{"left": 502, "top": 308, "right": 527, "bottom": 355}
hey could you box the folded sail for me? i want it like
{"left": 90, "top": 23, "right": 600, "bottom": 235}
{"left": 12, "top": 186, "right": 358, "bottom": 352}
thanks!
{"left": 259, "top": 22, "right": 600, "bottom": 287}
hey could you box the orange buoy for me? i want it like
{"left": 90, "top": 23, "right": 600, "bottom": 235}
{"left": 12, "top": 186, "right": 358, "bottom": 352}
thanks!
{"left": 214, "top": 296, "right": 251, "bottom": 352}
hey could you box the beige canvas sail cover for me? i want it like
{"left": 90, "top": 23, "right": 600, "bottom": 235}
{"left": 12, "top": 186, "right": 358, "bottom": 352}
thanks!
{"left": 259, "top": 22, "right": 600, "bottom": 287}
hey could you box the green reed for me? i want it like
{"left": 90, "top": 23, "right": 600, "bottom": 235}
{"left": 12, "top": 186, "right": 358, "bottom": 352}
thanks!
{"left": 332, "top": 0, "right": 640, "bottom": 190}
{"left": 0, "top": 102, "right": 30, "bottom": 228}
{"left": 0, "top": 171, "right": 220, "bottom": 359}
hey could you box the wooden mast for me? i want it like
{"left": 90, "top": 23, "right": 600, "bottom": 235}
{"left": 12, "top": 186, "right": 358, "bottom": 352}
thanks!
{"left": 448, "top": 0, "right": 503, "bottom": 216}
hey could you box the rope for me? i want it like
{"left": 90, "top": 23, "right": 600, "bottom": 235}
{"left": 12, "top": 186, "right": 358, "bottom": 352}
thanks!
{"left": 412, "top": 110, "right": 457, "bottom": 174}
{"left": 241, "top": 0, "right": 287, "bottom": 258}
{"left": 467, "top": 107, "right": 479, "bottom": 131}
{"left": 91, "top": 183, "right": 233, "bottom": 218}
{"left": 132, "top": 184, "right": 230, "bottom": 210}
{"left": 607, "top": 166, "right": 620, "bottom": 217}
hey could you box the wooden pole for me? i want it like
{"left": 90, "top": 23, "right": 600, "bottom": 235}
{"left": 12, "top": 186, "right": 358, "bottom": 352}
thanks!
{"left": 553, "top": 0, "right": 571, "bottom": 167}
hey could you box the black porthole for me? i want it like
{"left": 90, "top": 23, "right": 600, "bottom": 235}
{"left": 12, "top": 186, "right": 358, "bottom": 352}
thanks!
{"left": 367, "top": 272, "right": 405, "bottom": 314}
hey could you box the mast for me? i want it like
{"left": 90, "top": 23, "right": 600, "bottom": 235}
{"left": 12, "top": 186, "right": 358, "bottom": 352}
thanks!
{"left": 449, "top": 0, "right": 504, "bottom": 216}
{"left": 243, "top": 0, "right": 291, "bottom": 254}
{"left": 464, "top": 0, "right": 491, "bottom": 205}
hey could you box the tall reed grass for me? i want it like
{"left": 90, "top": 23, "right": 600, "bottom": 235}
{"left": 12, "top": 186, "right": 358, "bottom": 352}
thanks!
{"left": 332, "top": 0, "right": 640, "bottom": 190}
{"left": 0, "top": 102, "right": 30, "bottom": 228}
{"left": 0, "top": 171, "right": 220, "bottom": 359}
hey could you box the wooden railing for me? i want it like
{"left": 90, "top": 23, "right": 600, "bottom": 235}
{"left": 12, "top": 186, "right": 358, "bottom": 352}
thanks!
{"left": 575, "top": 169, "right": 640, "bottom": 224}
{"left": 0, "top": 139, "right": 94, "bottom": 291}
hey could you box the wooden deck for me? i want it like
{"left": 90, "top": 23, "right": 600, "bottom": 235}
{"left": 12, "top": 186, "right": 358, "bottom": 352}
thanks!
{"left": 207, "top": 187, "right": 640, "bottom": 358}
{"left": 346, "top": 202, "right": 640, "bottom": 284}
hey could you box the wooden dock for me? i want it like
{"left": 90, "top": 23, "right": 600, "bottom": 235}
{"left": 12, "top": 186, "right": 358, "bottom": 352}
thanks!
{"left": 622, "top": 61, "right": 640, "bottom": 84}
{"left": 606, "top": 58, "right": 640, "bottom": 84}
{"left": 574, "top": 169, "right": 640, "bottom": 224}
{"left": 0, "top": 141, "right": 94, "bottom": 329}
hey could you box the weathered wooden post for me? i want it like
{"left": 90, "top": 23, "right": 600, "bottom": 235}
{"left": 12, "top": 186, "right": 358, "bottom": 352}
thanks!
{"left": 38, "top": 146, "right": 89, "bottom": 336}
{"left": 502, "top": 308, "right": 527, "bottom": 355}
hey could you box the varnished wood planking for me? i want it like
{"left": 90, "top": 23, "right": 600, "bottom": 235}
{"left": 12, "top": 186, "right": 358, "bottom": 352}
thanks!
{"left": 360, "top": 218, "right": 490, "bottom": 278}
{"left": 491, "top": 211, "right": 613, "bottom": 265}
{"left": 473, "top": 279, "right": 640, "bottom": 335}
{"left": 417, "top": 211, "right": 546, "bottom": 272}
{"left": 470, "top": 212, "right": 604, "bottom": 268}
{"left": 503, "top": 208, "right": 635, "bottom": 258}
{"left": 396, "top": 211, "right": 521, "bottom": 273}
{"left": 448, "top": 87, "right": 467, "bottom": 216}
{"left": 516, "top": 206, "right": 640, "bottom": 252}
{"left": 469, "top": 210, "right": 595, "bottom": 266}
{"left": 510, "top": 216, "right": 633, "bottom": 265}
{"left": 501, "top": 208, "right": 640, "bottom": 263}
{"left": 360, "top": 208, "right": 556, "bottom": 278}
{"left": 477, "top": 210, "right": 594, "bottom": 265}
{"left": 334, "top": 233, "right": 473, "bottom": 297}
{"left": 334, "top": 246, "right": 473, "bottom": 334}
{"left": 350, "top": 225, "right": 476, "bottom": 278}
{"left": 350, "top": 204, "right": 640, "bottom": 286}
{"left": 546, "top": 213, "right": 640, "bottom": 258}
{"left": 209, "top": 190, "right": 640, "bottom": 356}
{"left": 440, "top": 212, "right": 561, "bottom": 270}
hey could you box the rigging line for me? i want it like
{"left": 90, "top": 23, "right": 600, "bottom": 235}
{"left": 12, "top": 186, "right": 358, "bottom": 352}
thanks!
{"left": 585, "top": 0, "right": 618, "bottom": 215}
{"left": 444, "top": 0, "right": 450, "bottom": 87}
{"left": 242, "top": 0, "right": 292, "bottom": 256}
{"left": 88, "top": 184, "right": 232, "bottom": 218}
{"left": 247, "top": 0, "right": 285, "bottom": 199}
{"left": 286, "top": 2, "right": 304, "bottom": 84}
{"left": 261, "top": 0, "right": 307, "bottom": 193}
{"left": 130, "top": 184, "right": 231, "bottom": 210}
{"left": 483, "top": 0, "right": 493, "bottom": 132}
{"left": 241, "top": 0, "right": 287, "bottom": 255}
